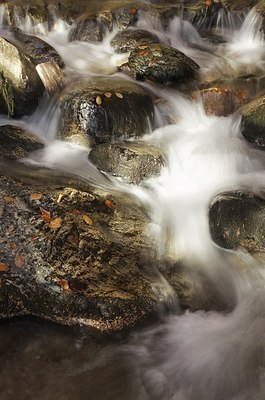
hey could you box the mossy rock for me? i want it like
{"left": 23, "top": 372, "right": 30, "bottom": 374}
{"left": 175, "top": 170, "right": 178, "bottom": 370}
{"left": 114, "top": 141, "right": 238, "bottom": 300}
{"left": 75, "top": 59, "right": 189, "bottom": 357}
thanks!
{"left": 120, "top": 43, "right": 199, "bottom": 85}
{"left": 241, "top": 95, "right": 265, "bottom": 148}
{"left": 58, "top": 77, "right": 155, "bottom": 147}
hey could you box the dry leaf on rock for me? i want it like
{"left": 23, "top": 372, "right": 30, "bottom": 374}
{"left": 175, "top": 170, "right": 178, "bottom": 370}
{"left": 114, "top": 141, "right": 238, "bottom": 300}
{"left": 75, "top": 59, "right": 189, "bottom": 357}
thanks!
{"left": 0, "top": 262, "right": 8, "bottom": 271}
{"left": 104, "top": 92, "right": 112, "bottom": 98}
{"left": 82, "top": 214, "right": 93, "bottom": 225}
{"left": 30, "top": 193, "right": 43, "bottom": 201}
{"left": 60, "top": 278, "right": 70, "bottom": 290}
{"left": 115, "top": 92, "right": 123, "bottom": 99}
{"left": 15, "top": 253, "right": 25, "bottom": 268}
{"left": 40, "top": 207, "right": 52, "bottom": 223}
{"left": 105, "top": 199, "right": 115, "bottom": 210}
{"left": 4, "top": 195, "right": 14, "bottom": 203}
{"left": 49, "top": 217, "right": 62, "bottom": 230}
{"left": 96, "top": 96, "right": 102, "bottom": 105}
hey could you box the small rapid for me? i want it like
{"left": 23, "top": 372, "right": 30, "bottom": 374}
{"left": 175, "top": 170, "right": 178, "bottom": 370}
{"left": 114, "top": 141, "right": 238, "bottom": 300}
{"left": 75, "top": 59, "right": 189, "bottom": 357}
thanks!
{"left": 1, "top": 4, "right": 265, "bottom": 400}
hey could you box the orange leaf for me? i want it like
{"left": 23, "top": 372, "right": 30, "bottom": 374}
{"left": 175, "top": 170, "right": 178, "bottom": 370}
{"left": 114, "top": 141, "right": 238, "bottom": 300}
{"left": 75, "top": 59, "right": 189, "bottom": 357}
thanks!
{"left": 130, "top": 7, "right": 137, "bottom": 14}
{"left": 138, "top": 44, "right": 148, "bottom": 50}
{"left": 30, "top": 193, "right": 42, "bottom": 201}
{"left": 15, "top": 253, "right": 25, "bottom": 268}
{"left": 105, "top": 199, "right": 115, "bottom": 210}
{"left": 0, "top": 262, "right": 8, "bottom": 271}
{"left": 31, "top": 236, "right": 39, "bottom": 241}
{"left": 139, "top": 50, "right": 149, "bottom": 57}
{"left": 4, "top": 195, "right": 14, "bottom": 202}
{"left": 49, "top": 217, "right": 62, "bottom": 231}
{"left": 82, "top": 214, "right": 93, "bottom": 225}
{"left": 60, "top": 278, "right": 70, "bottom": 290}
{"left": 40, "top": 207, "right": 51, "bottom": 223}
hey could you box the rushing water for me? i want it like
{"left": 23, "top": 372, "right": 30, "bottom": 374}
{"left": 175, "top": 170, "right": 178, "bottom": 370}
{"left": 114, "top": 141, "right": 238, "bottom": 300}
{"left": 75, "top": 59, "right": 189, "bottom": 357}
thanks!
{"left": 1, "top": 4, "right": 265, "bottom": 400}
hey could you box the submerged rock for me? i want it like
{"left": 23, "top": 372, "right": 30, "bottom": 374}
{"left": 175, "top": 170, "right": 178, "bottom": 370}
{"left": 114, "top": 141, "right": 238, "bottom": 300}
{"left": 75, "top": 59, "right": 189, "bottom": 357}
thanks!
{"left": 0, "top": 36, "right": 44, "bottom": 116}
{"left": 110, "top": 28, "right": 160, "bottom": 53}
{"left": 58, "top": 77, "right": 155, "bottom": 147}
{"left": 120, "top": 43, "right": 199, "bottom": 85}
{"left": 241, "top": 95, "right": 265, "bottom": 148}
{"left": 209, "top": 191, "right": 265, "bottom": 253}
{"left": 89, "top": 142, "right": 165, "bottom": 184}
{"left": 0, "top": 125, "right": 45, "bottom": 160}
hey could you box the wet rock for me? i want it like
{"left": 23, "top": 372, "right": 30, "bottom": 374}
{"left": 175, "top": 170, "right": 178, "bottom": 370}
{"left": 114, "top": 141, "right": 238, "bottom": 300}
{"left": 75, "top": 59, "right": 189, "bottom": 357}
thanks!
{"left": 0, "top": 37, "right": 44, "bottom": 116}
{"left": 241, "top": 95, "right": 265, "bottom": 148}
{"left": 209, "top": 191, "right": 265, "bottom": 252}
{"left": 89, "top": 142, "right": 165, "bottom": 184}
{"left": 112, "top": 6, "right": 139, "bottom": 30}
{"left": 10, "top": 27, "right": 64, "bottom": 68}
{"left": 68, "top": 13, "right": 112, "bottom": 43}
{"left": 0, "top": 174, "right": 173, "bottom": 333}
{"left": 221, "top": 0, "right": 258, "bottom": 10}
{"left": 120, "top": 43, "right": 199, "bottom": 85}
{"left": 0, "top": 125, "right": 45, "bottom": 160}
{"left": 58, "top": 77, "right": 155, "bottom": 147}
{"left": 196, "top": 87, "right": 249, "bottom": 116}
{"left": 111, "top": 28, "right": 160, "bottom": 53}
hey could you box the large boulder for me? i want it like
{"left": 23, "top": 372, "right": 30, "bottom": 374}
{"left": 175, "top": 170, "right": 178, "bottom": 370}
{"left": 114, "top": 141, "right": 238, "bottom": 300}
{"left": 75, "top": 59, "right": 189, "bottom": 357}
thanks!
{"left": 58, "top": 77, "right": 155, "bottom": 147}
{"left": 68, "top": 13, "right": 113, "bottom": 43}
{"left": 209, "top": 191, "right": 265, "bottom": 253}
{"left": 120, "top": 43, "right": 199, "bottom": 85}
{"left": 241, "top": 95, "right": 265, "bottom": 148}
{"left": 0, "top": 125, "right": 45, "bottom": 160}
{"left": 89, "top": 142, "right": 165, "bottom": 184}
{"left": 110, "top": 28, "right": 160, "bottom": 53}
{"left": 0, "top": 36, "right": 44, "bottom": 116}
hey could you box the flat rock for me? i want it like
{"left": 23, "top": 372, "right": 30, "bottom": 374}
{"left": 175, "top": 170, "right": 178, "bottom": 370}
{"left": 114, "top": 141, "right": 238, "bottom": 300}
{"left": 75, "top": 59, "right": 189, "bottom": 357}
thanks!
{"left": 111, "top": 28, "right": 160, "bottom": 53}
{"left": 89, "top": 142, "right": 165, "bottom": 184}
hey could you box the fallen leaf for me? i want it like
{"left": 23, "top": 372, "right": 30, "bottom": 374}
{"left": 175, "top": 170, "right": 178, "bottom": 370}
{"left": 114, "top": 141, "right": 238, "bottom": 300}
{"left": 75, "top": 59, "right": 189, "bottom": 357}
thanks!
{"left": 30, "top": 193, "right": 42, "bottom": 201}
{"left": 9, "top": 242, "right": 17, "bottom": 250}
{"left": 15, "top": 253, "right": 25, "bottom": 268}
{"left": 138, "top": 44, "right": 148, "bottom": 50}
{"left": 0, "top": 263, "right": 8, "bottom": 271}
{"left": 60, "top": 278, "right": 70, "bottom": 290}
{"left": 104, "top": 92, "right": 112, "bottom": 98}
{"left": 96, "top": 96, "right": 102, "bottom": 105}
{"left": 130, "top": 7, "right": 137, "bottom": 14}
{"left": 72, "top": 209, "right": 80, "bottom": 215}
{"left": 105, "top": 199, "right": 115, "bottom": 210}
{"left": 40, "top": 207, "right": 52, "bottom": 223}
{"left": 49, "top": 217, "right": 62, "bottom": 231}
{"left": 31, "top": 236, "right": 39, "bottom": 241}
{"left": 4, "top": 195, "right": 14, "bottom": 203}
{"left": 82, "top": 214, "right": 93, "bottom": 225}
{"left": 140, "top": 50, "right": 149, "bottom": 57}
{"left": 205, "top": 0, "right": 212, "bottom": 5}
{"left": 115, "top": 92, "right": 123, "bottom": 99}
{"left": 57, "top": 193, "right": 64, "bottom": 203}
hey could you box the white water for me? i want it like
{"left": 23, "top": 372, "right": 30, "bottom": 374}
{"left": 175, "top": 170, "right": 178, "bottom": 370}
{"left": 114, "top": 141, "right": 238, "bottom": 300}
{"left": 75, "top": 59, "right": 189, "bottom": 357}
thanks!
{"left": 1, "top": 5, "right": 265, "bottom": 400}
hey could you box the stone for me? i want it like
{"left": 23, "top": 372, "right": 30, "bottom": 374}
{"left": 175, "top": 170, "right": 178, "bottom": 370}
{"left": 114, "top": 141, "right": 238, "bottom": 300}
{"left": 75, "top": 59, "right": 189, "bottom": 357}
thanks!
{"left": 209, "top": 191, "right": 265, "bottom": 252}
{"left": 68, "top": 14, "right": 112, "bottom": 43}
{"left": 0, "top": 37, "right": 44, "bottom": 116}
{"left": 58, "top": 77, "right": 155, "bottom": 147}
{"left": 111, "top": 29, "right": 160, "bottom": 53}
{"left": 241, "top": 94, "right": 265, "bottom": 148}
{"left": 120, "top": 43, "right": 199, "bottom": 85}
{"left": 89, "top": 142, "right": 165, "bottom": 184}
{"left": 0, "top": 125, "right": 45, "bottom": 160}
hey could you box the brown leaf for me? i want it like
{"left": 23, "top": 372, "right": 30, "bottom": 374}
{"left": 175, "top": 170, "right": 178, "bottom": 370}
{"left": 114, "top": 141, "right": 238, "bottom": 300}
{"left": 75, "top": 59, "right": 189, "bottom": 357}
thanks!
{"left": 105, "top": 199, "right": 115, "bottom": 210}
{"left": 130, "top": 7, "right": 137, "bottom": 14}
{"left": 30, "top": 193, "right": 42, "bottom": 201}
{"left": 49, "top": 217, "right": 62, "bottom": 231}
{"left": 57, "top": 193, "right": 64, "bottom": 203}
{"left": 115, "top": 92, "right": 123, "bottom": 99}
{"left": 31, "top": 236, "right": 39, "bottom": 241}
{"left": 60, "top": 278, "right": 70, "bottom": 290}
{"left": 15, "top": 253, "right": 25, "bottom": 268}
{"left": 138, "top": 44, "right": 148, "bottom": 50}
{"left": 82, "top": 214, "right": 93, "bottom": 225}
{"left": 139, "top": 50, "right": 149, "bottom": 57}
{"left": 96, "top": 96, "right": 102, "bottom": 105}
{"left": 4, "top": 195, "right": 14, "bottom": 203}
{"left": 0, "top": 263, "right": 8, "bottom": 271}
{"left": 104, "top": 92, "right": 112, "bottom": 98}
{"left": 40, "top": 207, "right": 52, "bottom": 223}
{"left": 72, "top": 209, "right": 80, "bottom": 215}
{"left": 9, "top": 242, "right": 17, "bottom": 250}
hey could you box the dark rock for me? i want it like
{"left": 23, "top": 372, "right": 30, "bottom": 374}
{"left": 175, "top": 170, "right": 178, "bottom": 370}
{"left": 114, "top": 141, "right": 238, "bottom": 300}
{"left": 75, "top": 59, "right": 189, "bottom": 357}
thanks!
{"left": 241, "top": 95, "right": 265, "bottom": 148}
{"left": 111, "top": 28, "right": 160, "bottom": 53}
{"left": 120, "top": 43, "right": 199, "bottom": 85}
{"left": 209, "top": 191, "right": 265, "bottom": 252}
{"left": 58, "top": 77, "right": 155, "bottom": 147}
{"left": 112, "top": 6, "right": 139, "bottom": 30}
{"left": 0, "top": 125, "right": 45, "bottom": 160}
{"left": 68, "top": 13, "right": 112, "bottom": 43}
{"left": 222, "top": 0, "right": 258, "bottom": 10}
{"left": 89, "top": 142, "right": 165, "bottom": 184}
{"left": 0, "top": 173, "right": 172, "bottom": 333}
{"left": 0, "top": 37, "right": 44, "bottom": 116}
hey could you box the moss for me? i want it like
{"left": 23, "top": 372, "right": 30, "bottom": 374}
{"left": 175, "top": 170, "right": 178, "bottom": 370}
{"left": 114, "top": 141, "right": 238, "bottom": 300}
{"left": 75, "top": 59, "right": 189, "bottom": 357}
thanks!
{"left": 0, "top": 72, "right": 14, "bottom": 117}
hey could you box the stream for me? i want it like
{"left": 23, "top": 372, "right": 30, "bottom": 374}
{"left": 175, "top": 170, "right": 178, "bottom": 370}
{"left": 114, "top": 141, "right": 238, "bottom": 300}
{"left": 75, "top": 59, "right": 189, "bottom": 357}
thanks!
{"left": 1, "top": 3, "right": 265, "bottom": 400}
